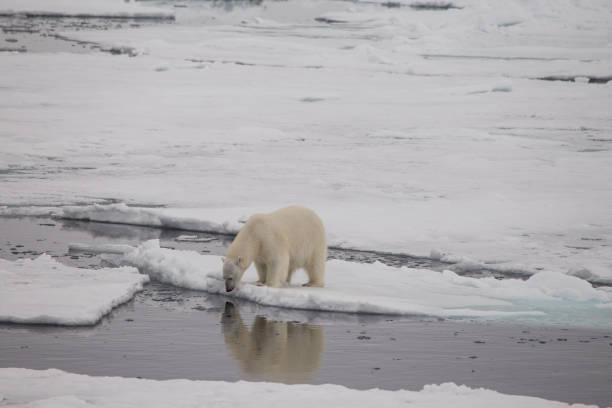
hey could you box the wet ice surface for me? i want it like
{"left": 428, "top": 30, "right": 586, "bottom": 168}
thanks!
{"left": 1, "top": 216, "right": 611, "bottom": 406}
{"left": 0, "top": 15, "right": 171, "bottom": 54}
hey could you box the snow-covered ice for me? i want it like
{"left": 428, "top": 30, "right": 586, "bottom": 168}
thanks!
{"left": 1, "top": 2, "right": 610, "bottom": 403}
{"left": 0, "top": 255, "right": 149, "bottom": 325}
{"left": 59, "top": 203, "right": 243, "bottom": 234}
{"left": 1, "top": 1, "right": 612, "bottom": 287}
{"left": 0, "top": 0, "right": 174, "bottom": 19}
{"left": 46, "top": 203, "right": 612, "bottom": 284}
{"left": 115, "top": 240, "right": 612, "bottom": 328}
{"left": 0, "top": 368, "right": 598, "bottom": 408}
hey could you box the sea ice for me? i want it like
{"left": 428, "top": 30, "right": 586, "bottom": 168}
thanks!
{"left": 1, "top": 0, "right": 611, "bottom": 292}
{"left": 60, "top": 203, "right": 242, "bottom": 235}
{"left": 0, "top": 0, "right": 174, "bottom": 19}
{"left": 0, "top": 368, "right": 598, "bottom": 408}
{"left": 0, "top": 255, "right": 149, "bottom": 325}
{"left": 118, "top": 240, "right": 612, "bottom": 328}
{"left": 49, "top": 203, "right": 612, "bottom": 285}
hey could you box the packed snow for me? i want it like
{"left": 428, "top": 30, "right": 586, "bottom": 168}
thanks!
{"left": 1, "top": 1, "right": 612, "bottom": 287}
{"left": 0, "top": 368, "right": 598, "bottom": 408}
{"left": 0, "top": 255, "right": 149, "bottom": 325}
{"left": 0, "top": 0, "right": 174, "bottom": 19}
{"left": 114, "top": 240, "right": 612, "bottom": 328}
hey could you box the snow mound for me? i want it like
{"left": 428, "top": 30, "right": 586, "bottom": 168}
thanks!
{"left": 121, "top": 240, "right": 612, "bottom": 327}
{"left": 0, "top": 368, "right": 597, "bottom": 408}
{"left": 0, "top": 0, "right": 174, "bottom": 19}
{"left": 0, "top": 255, "right": 149, "bottom": 325}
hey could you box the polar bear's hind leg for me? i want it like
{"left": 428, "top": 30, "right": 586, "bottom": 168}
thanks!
{"left": 303, "top": 256, "right": 325, "bottom": 288}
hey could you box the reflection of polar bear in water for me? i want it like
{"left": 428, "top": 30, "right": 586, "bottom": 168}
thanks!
{"left": 222, "top": 206, "right": 327, "bottom": 292}
{"left": 221, "top": 302, "right": 324, "bottom": 383}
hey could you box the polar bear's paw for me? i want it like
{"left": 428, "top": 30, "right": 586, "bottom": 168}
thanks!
{"left": 302, "top": 282, "right": 324, "bottom": 288}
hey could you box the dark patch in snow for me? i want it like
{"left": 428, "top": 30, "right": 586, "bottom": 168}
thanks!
{"left": 377, "top": 1, "right": 461, "bottom": 9}
{"left": 107, "top": 46, "right": 138, "bottom": 56}
{"left": 315, "top": 17, "right": 348, "bottom": 24}
{"left": 408, "top": 2, "right": 461, "bottom": 10}
{"left": 0, "top": 12, "right": 174, "bottom": 21}
{"left": 300, "top": 97, "right": 325, "bottom": 103}
{"left": 0, "top": 45, "right": 26, "bottom": 52}
{"left": 421, "top": 54, "right": 596, "bottom": 63}
{"left": 497, "top": 21, "right": 521, "bottom": 27}
{"left": 186, "top": 57, "right": 324, "bottom": 70}
{"left": 578, "top": 148, "right": 607, "bottom": 153}
{"left": 536, "top": 75, "right": 612, "bottom": 84}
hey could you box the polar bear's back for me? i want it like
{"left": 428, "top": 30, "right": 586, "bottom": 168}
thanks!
{"left": 249, "top": 205, "right": 326, "bottom": 268}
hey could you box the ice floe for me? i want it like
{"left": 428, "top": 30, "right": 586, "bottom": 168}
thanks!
{"left": 34, "top": 203, "right": 612, "bottom": 285}
{"left": 59, "top": 203, "right": 242, "bottom": 235}
{"left": 1, "top": 0, "right": 612, "bottom": 302}
{"left": 0, "top": 0, "right": 174, "bottom": 19}
{"left": 0, "top": 368, "right": 598, "bottom": 408}
{"left": 118, "top": 240, "right": 612, "bottom": 328}
{"left": 0, "top": 255, "right": 149, "bottom": 325}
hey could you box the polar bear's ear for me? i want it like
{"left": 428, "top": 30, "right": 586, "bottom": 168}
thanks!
{"left": 236, "top": 256, "right": 242, "bottom": 266}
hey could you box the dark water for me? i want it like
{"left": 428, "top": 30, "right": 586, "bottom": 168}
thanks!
{"left": 1, "top": 217, "right": 612, "bottom": 406}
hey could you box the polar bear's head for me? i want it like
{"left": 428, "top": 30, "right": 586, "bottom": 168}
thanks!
{"left": 222, "top": 256, "right": 244, "bottom": 292}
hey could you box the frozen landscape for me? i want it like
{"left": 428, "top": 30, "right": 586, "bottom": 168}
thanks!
{"left": 0, "top": 368, "right": 601, "bottom": 408}
{"left": 1, "top": 0, "right": 611, "bottom": 406}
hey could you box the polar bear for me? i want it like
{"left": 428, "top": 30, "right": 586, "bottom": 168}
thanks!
{"left": 222, "top": 205, "right": 326, "bottom": 292}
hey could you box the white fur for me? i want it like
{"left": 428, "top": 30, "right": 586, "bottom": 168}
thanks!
{"left": 223, "top": 206, "right": 327, "bottom": 290}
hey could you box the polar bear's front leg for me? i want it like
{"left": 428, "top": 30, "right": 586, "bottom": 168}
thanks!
{"left": 255, "top": 261, "right": 267, "bottom": 286}
{"left": 265, "top": 255, "right": 289, "bottom": 288}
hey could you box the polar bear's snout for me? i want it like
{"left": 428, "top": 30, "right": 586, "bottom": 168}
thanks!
{"left": 225, "top": 278, "right": 235, "bottom": 292}
{"left": 223, "top": 257, "right": 241, "bottom": 292}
